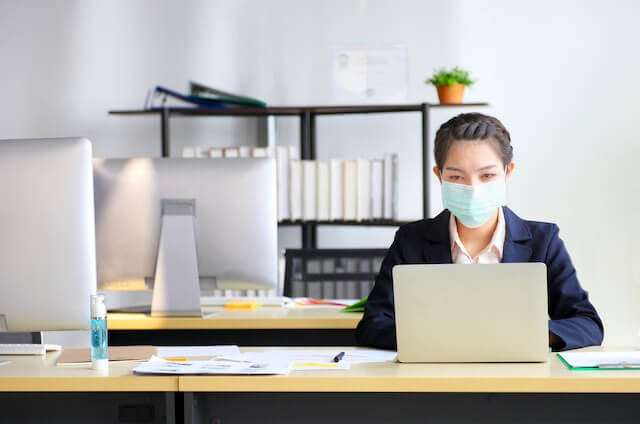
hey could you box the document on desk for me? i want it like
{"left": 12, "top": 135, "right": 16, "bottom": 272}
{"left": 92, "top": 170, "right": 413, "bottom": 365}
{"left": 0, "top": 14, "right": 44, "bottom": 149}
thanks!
{"left": 132, "top": 356, "right": 289, "bottom": 375}
{"left": 558, "top": 351, "right": 640, "bottom": 370}
{"left": 155, "top": 345, "right": 240, "bottom": 358}
{"left": 218, "top": 349, "right": 397, "bottom": 370}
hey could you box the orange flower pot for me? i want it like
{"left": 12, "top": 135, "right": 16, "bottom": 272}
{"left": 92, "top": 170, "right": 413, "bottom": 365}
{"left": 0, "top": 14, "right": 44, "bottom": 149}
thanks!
{"left": 436, "top": 84, "right": 465, "bottom": 104}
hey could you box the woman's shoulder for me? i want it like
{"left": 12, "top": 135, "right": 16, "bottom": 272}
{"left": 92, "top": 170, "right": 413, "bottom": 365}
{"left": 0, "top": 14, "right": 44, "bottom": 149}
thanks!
{"left": 396, "top": 210, "right": 451, "bottom": 242}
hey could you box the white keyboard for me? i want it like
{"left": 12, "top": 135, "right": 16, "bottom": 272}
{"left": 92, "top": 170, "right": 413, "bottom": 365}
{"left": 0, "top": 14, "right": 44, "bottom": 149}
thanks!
{"left": 0, "top": 344, "right": 62, "bottom": 355}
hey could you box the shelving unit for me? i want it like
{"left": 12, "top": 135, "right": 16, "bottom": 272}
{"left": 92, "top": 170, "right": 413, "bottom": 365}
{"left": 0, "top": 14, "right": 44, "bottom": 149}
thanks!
{"left": 109, "top": 102, "right": 488, "bottom": 248}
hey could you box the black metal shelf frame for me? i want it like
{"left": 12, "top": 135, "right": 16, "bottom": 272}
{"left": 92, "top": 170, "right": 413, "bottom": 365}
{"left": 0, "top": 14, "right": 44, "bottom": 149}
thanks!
{"left": 109, "top": 103, "right": 488, "bottom": 248}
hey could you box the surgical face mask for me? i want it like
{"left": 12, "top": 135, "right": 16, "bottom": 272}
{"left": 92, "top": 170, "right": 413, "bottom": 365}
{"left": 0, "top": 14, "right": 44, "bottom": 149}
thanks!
{"left": 441, "top": 179, "right": 507, "bottom": 228}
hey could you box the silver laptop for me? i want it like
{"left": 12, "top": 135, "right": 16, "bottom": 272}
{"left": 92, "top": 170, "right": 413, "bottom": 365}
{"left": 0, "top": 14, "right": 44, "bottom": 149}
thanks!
{"left": 393, "top": 263, "right": 548, "bottom": 363}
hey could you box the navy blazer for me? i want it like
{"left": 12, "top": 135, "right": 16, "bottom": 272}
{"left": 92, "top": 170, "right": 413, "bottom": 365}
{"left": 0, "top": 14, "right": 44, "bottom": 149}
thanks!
{"left": 356, "top": 207, "right": 604, "bottom": 351}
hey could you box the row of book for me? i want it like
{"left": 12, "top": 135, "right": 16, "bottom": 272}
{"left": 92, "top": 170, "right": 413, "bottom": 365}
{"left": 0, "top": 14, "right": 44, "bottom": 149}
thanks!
{"left": 182, "top": 145, "right": 399, "bottom": 222}
{"left": 145, "top": 81, "right": 267, "bottom": 110}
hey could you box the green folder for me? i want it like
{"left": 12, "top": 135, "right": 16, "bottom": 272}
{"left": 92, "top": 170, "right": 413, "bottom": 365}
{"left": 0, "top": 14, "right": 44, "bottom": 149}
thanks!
{"left": 557, "top": 353, "right": 640, "bottom": 371}
{"left": 342, "top": 297, "right": 367, "bottom": 313}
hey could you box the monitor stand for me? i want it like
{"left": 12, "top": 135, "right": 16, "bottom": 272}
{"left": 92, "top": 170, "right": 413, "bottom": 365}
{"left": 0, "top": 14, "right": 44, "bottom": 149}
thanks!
{"left": 151, "top": 199, "right": 202, "bottom": 317}
{"left": 0, "top": 315, "right": 43, "bottom": 343}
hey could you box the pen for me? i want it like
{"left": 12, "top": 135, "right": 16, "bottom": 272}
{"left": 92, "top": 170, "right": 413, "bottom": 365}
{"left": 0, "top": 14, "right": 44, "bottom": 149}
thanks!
{"left": 333, "top": 351, "right": 345, "bottom": 363}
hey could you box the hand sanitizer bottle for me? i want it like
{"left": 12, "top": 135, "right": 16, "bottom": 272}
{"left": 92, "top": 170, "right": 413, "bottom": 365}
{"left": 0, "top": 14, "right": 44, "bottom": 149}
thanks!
{"left": 90, "top": 294, "right": 108, "bottom": 370}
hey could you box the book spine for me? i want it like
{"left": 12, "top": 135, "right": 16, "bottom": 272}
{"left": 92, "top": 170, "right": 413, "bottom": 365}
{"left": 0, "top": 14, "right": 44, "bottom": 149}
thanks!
{"left": 289, "top": 160, "right": 302, "bottom": 220}
{"left": 302, "top": 161, "right": 317, "bottom": 221}
{"left": 343, "top": 160, "right": 357, "bottom": 221}
{"left": 370, "top": 159, "right": 384, "bottom": 220}
{"left": 316, "top": 161, "right": 330, "bottom": 221}
{"left": 356, "top": 159, "right": 371, "bottom": 221}
{"left": 392, "top": 154, "right": 399, "bottom": 220}
{"left": 251, "top": 147, "right": 268, "bottom": 158}
{"left": 383, "top": 153, "right": 393, "bottom": 219}
{"left": 223, "top": 147, "right": 239, "bottom": 158}
{"left": 329, "top": 159, "right": 343, "bottom": 220}
{"left": 195, "top": 147, "right": 209, "bottom": 158}
{"left": 182, "top": 147, "right": 196, "bottom": 158}
{"left": 208, "top": 148, "right": 223, "bottom": 158}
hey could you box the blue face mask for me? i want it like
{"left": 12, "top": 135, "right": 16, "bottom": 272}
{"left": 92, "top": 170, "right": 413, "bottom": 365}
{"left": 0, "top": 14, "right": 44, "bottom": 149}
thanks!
{"left": 441, "top": 179, "right": 507, "bottom": 228}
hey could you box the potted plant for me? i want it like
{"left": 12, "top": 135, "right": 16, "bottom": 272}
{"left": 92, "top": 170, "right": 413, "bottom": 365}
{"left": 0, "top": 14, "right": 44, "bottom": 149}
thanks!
{"left": 426, "top": 67, "right": 474, "bottom": 104}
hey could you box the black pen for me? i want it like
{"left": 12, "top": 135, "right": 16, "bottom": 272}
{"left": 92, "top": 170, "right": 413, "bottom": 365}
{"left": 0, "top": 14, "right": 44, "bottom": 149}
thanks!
{"left": 333, "top": 351, "right": 345, "bottom": 363}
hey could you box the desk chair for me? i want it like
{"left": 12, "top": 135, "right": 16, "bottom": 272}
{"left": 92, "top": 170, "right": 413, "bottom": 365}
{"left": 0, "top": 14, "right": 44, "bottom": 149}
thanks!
{"left": 283, "top": 249, "right": 386, "bottom": 299}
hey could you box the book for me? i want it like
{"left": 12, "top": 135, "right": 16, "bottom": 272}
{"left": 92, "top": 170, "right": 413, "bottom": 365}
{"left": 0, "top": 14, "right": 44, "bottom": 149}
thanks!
{"left": 183, "top": 147, "right": 196, "bottom": 158}
{"left": 144, "top": 86, "right": 230, "bottom": 110}
{"left": 145, "top": 84, "right": 267, "bottom": 110}
{"left": 208, "top": 148, "right": 223, "bottom": 158}
{"left": 384, "top": 153, "right": 399, "bottom": 220}
{"left": 329, "top": 159, "right": 343, "bottom": 220}
{"left": 223, "top": 147, "right": 239, "bottom": 158}
{"left": 238, "top": 146, "right": 251, "bottom": 158}
{"left": 251, "top": 147, "right": 268, "bottom": 158}
{"left": 289, "top": 160, "right": 303, "bottom": 220}
{"left": 302, "top": 161, "right": 317, "bottom": 221}
{"left": 288, "top": 145, "right": 299, "bottom": 160}
{"left": 195, "top": 147, "right": 209, "bottom": 158}
{"left": 370, "top": 159, "right": 384, "bottom": 220}
{"left": 391, "top": 154, "right": 399, "bottom": 220}
{"left": 189, "top": 81, "right": 267, "bottom": 108}
{"left": 276, "top": 146, "right": 290, "bottom": 220}
{"left": 356, "top": 159, "right": 371, "bottom": 221}
{"left": 316, "top": 161, "right": 330, "bottom": 221}
{"left": 343, "top": 160, "right": 358, "bottom": 221}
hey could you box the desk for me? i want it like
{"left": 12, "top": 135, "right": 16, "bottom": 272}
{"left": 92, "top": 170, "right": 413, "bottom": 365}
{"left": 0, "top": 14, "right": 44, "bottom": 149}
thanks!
{"left": 0, "top": 351, "right": 177, "bottom": 424}
{"left": 108, "top": 306, "right": 362, "bottom": 346}
{"left": 2, "top": 347, "right": 639, "bottom": 424}
{"left": 180, "top": 346, "right": 640, "bottom": 424}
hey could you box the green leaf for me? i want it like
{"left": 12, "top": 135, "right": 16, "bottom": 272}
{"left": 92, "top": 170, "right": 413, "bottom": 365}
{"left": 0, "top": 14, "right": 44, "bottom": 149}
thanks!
{"left": 425, "top": 66, "right": 474, "bottom": 87}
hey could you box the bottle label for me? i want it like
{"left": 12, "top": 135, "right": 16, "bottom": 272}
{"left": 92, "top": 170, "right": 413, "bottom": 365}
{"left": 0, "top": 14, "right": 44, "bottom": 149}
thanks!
{"left": 91, "top": 318, "right": 108, "bottom": 361}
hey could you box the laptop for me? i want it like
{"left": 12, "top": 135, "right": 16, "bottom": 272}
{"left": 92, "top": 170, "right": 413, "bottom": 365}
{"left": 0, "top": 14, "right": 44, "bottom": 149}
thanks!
{"left": 392, "top": 263, "right": 548, "bottom": 363}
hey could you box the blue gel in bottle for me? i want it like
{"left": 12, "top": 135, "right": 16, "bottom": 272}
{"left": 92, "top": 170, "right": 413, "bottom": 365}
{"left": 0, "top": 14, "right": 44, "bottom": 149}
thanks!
{"left": 90, "top": 294, "right": 108, "bottom": 370}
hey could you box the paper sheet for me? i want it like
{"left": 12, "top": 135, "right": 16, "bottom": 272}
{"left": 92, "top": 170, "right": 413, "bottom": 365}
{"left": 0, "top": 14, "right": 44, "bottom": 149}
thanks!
{"left": 132, "top": 356, "right": 289, "bottom": 375}
{"left": 155, "top": 345, "right": 240, "bottom": 358}
{"left": 558, "top": 351, "right": 640, "bottom": 368}
{"left": 219, "top": 349, "right": 397, "bottom": 367}
{"left": 289, "top": 362, "right": 350, "bottom": 371}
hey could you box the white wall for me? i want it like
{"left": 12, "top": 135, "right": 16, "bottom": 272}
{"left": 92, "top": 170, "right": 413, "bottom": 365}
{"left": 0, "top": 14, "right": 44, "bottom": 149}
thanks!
{"left": 1, "top": 0, "right": 638, "bottom": 345}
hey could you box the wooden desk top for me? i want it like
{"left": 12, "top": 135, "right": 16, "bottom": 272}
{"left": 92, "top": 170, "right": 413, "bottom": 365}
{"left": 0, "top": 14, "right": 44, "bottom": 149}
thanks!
{"left": 0, "top": 352, "right": 177, "bottom": 392}
{"left": 108, "top": 306, "right": 362, "bottom": 330}
{"left": 179, "top": 346, "right": 640, "bottom": 393}
{"left": 4, "top": 347, "right": 639, "bottom": 394}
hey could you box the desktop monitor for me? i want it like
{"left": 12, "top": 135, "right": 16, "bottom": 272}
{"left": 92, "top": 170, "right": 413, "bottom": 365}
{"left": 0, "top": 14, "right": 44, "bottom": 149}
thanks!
{"left": 0, "top": 138, "right": 97, "bottom": 332}
{"left": 93, "top": 157, "right": 278, "bottom": 316}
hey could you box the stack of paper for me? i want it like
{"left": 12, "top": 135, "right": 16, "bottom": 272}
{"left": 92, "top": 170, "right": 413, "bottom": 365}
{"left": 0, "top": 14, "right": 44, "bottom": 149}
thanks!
{"left": 132, "top": 348, "right": 396, "bottom": 375}
{"left": 133, "top": 356, "right": 289, "bottom": 375}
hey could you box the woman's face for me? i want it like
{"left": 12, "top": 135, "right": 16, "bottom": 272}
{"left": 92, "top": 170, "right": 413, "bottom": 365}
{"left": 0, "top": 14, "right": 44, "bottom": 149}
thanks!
{"left": 433, "top": 140, "right": 514, "bottom": 186}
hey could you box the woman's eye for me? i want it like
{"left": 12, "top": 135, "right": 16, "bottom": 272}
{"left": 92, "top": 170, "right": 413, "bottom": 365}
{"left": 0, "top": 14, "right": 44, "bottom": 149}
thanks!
{"left": 449, "top": 175, "right": 462, "bottom": 180}
{"left": 482, "top": 173, "right": 496, "bottom": 179}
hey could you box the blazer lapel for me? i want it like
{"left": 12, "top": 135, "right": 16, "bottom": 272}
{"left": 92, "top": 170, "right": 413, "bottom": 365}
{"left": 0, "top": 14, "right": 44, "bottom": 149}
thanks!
{"left": 423, "top": 209, "right": 453, "bottom": 264}
{"left": 501, "top": 207, "right": 533, "bottom": 263}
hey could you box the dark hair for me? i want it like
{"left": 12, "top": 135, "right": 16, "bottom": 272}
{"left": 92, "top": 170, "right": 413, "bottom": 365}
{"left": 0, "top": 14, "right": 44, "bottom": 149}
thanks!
{"left": 433, "top": 113, "right": 513, "bottom": 170}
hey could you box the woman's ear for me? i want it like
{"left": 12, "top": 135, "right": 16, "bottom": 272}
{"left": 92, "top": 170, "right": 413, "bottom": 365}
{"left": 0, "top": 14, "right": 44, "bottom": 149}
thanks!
{"left": 433, "top": 166, "right": 442, "bottom": 182}
{"left": 505, "top": 162, "right": 515, "bottom": 182}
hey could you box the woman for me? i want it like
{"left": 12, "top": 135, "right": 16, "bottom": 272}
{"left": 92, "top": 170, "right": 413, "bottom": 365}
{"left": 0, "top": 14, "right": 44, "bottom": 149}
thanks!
{"left": 356, "top": 113, "right": 603, "bottom": 352}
